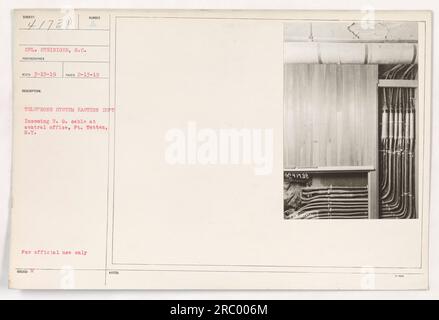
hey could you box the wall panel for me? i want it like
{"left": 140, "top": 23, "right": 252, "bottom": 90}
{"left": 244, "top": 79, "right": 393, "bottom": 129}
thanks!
{"left": 284, "top": 64, "right": 378, "bottom": 168}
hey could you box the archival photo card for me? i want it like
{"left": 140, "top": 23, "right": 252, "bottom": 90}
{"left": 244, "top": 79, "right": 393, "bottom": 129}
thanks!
{"left": 9, "top": 10, "right": 431, "bottom": 290}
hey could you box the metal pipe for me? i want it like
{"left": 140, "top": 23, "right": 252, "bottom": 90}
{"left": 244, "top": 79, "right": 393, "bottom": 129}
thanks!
{"left": 284, "top": 42, "right": 418, "bottom": 64}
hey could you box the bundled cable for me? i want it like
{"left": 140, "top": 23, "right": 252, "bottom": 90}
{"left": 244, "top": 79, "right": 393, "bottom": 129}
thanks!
{"left": 285, "top": 186, "right": 369, "bottom": 219}
{"left": 379, "top": 64, "right": 417, "bottom": 219}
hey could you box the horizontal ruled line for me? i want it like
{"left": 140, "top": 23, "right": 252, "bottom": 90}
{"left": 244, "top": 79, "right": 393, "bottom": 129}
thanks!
{"left": 19, "top": 28, "right": 109, "bottom": 31}
{"left": 19, "top": 60, "right": 109, "bottom": 63}
{"left": 15, "top": 267, "right": 423, "bottom": 275}
{"left": 19, "top": 44, "right": 109, "bottom": 47}
{"left": 20, "top": 77, "right": 109, "bottom": 79}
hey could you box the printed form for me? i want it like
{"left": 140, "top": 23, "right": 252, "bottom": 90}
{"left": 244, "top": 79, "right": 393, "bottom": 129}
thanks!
{"left": 10, "top": 9, "right": 431, "bottom": 289}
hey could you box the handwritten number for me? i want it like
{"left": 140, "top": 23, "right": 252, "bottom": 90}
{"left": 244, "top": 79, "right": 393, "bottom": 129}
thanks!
{"left": 27, "top": 19, "right": 36, "bottom": 29}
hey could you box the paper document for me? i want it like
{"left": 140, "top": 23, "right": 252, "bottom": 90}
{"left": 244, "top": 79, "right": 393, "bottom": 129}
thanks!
{"left": 9, "top": 9, "right": 432, "bottom": 289}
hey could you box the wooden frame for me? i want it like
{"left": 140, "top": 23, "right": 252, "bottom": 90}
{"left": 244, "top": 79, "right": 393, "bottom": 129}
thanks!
{"left": 378, "top": 79, "right": 418, "bottom": 88}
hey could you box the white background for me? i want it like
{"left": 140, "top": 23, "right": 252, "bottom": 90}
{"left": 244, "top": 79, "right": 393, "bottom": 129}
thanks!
{"left": 0, "top": 0, "right": 437, "bottom": 299}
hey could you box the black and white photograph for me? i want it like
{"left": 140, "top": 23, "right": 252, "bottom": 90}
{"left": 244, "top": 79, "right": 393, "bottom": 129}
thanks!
{"left": 283, "top": 21, "right": 419, "bottom": 219}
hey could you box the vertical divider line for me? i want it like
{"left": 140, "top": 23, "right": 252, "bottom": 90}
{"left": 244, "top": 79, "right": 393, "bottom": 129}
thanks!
{"left": 111, "top": 17, "right": 118, "bottom": 267}
{"left": 104, "top": 13, "right": 111, "bottom": 286}
{"left": 282, "top": 24, "right": 287, "bottom": 218}
{"left": 369, "top": 66, "right": 380, "bottom": 219}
